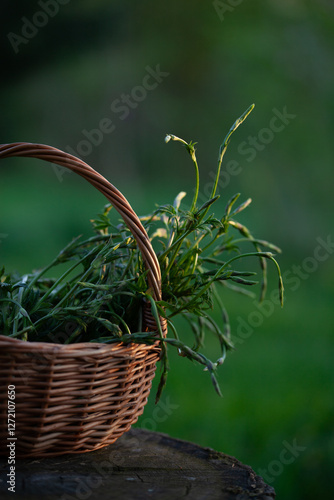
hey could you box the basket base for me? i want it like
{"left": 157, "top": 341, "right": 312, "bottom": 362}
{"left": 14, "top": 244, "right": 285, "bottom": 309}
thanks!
{"left": 0, "top": 335, "right": 161, "bottom": 458}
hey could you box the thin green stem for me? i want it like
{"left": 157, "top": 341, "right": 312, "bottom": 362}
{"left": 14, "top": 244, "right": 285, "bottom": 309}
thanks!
{"left": 159, "top": 228, "right": 193, "bottom": 273}
{"left": 12, "top": 275, "right": 28, "bottom": 337}
{"left": 8, "top": 325, "right": 34, "bottom": 339}
{"left": 200, "top": 230, "right": 223, "bottom": 255}
{"left": 210, "top": 104, "right": 255, "bottom": 201}
{"left": 164, "top": 134, "right": 199, "bottom": 212}
{"left": 189, "top": 151, "right": 200, "bottom": 212}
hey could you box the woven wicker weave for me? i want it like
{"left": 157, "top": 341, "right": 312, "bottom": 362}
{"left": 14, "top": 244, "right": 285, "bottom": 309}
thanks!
{"left": 0, "top": 143, "right": 167, "bottom": 457}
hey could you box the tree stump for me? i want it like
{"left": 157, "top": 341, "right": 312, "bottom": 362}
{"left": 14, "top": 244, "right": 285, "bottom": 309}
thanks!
{"left": 0, "top": 428, "right": 275, "bottom": 499}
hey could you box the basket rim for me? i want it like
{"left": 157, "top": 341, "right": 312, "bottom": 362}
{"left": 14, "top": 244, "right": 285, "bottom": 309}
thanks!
{"left": 0, "top": 333, "right": 160, "bottom": 356}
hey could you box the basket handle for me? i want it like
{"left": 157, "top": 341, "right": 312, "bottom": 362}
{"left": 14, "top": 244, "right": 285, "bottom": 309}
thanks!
{"left": 0, "top": 142, "right": 162, "bottom": 304}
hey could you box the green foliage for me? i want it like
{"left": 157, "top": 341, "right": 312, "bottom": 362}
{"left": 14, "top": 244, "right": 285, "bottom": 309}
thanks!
{"left": 0, "top": 106, "right": 283, "bottom": 397}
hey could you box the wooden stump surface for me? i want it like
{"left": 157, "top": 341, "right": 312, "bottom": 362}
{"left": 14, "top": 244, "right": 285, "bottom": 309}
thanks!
{"left": 0, "top": 428, "right": 275, "bottom": 499}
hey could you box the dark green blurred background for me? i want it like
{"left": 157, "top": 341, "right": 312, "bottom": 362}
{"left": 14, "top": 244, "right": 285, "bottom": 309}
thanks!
{"left": 1, "top": 1, "right": 333, "bottom": 498}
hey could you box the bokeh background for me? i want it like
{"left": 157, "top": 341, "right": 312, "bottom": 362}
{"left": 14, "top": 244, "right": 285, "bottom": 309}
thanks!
{"left": 1, "top": 1, "right": 333, "bottom": 498}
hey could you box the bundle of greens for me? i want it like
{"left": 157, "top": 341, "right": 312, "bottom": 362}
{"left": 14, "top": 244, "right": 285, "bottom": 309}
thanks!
{"left": 0, "top": 105, "right": 283, "bottom": 397}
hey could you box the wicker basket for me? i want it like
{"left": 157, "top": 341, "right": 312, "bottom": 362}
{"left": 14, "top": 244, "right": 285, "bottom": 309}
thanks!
{"left": 0, "top": 143, "right": 167, "bottom": 458}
